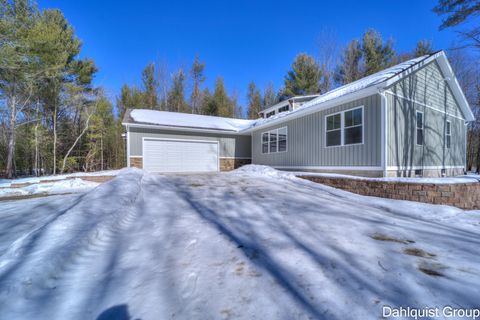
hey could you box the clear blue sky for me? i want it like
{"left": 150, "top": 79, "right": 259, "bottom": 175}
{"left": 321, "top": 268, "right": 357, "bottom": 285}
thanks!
{"left": 42, "top": 0, "right": 460, "bottom": 113}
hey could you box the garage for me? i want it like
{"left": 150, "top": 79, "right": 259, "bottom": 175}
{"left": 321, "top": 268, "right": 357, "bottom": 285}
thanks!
{"left": 142, "top": 138, "right": 219, "bottom": 173}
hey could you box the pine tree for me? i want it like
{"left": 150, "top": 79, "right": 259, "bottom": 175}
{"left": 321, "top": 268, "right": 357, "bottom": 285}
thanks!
{"left": 167, "top": 69, "right": 188, "bottom": 113}
{"left": 362, "top": 29, "right": 395, "bottom": 76}
{"left": 200, "top": 88, "right": 216, "bottom": 115}
{"left": 190, "top": 55, "right": 206, "bottom": 114}
{"left": 141, "top": 63, "right": 159, "bottom": 109}
{"left": 213, "top": 77, "right": 231, "bottom": 117}
{"left": 433, "top": 0, "right": 480, "bottom": 49}
{"left": 117, "top": 84, "right": 144, "bottom": 117}
{"left": 281, "top": 53, "right": 321, "bottom": 98}
{"left": 413, "top": 40, "right": 434, "bottom": 57}
{"left": 263, "top": 82, "right": 277, "bottom": 109}
{"left": 335, "top": 39, "right": 363, "bottom": 85}
{"left": 247, "top": 82, "right": 262, "bottom": 119}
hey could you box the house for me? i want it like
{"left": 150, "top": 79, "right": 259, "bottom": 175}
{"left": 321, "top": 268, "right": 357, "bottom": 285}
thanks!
{"left": 122, "top": 51, "right": 475, "bottom": 177}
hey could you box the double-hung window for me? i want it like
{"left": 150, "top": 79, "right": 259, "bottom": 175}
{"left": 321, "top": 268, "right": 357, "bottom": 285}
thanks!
{"left": 325, "top": 106, "right": 363, "bottom": 147}
{"left": 416, "top": 111, "right": 424, "bottom": 146}
{"left": 446, "top": 120, "right": 451, "bottom": 149}
{"left": 262, "top": 127, "right": 288, "bottom": 154}
{"left": 326, "top": 113, "right": 341, "bottom": 147}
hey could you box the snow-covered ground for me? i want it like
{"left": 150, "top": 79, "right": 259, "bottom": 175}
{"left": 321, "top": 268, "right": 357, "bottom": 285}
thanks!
{"left": 0, "top": 169, "right": 120, "bottom": 188}
{"left": 0, "top": 166, "right": 479, "bottom": 319}
{"left": 0, "top": 178, "right": 99, "bottom": 198}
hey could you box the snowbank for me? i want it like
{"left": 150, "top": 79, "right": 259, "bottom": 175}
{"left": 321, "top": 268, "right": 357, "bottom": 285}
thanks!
{"left": 231, "top": 164, "right": 295, "bottom": 179}
{"left": 0, "top": 178, "right": 99, "bottom": 197}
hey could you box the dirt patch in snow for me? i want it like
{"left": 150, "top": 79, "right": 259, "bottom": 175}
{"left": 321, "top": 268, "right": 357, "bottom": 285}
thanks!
{"left": 403, "top": 248, "right": 436, "bottom": 258}
{"left": 370, "top": 233, "right": 415, "bottom": 244}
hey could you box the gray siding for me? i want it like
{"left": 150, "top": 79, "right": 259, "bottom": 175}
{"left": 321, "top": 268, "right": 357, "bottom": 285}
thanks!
{"left": 387, "top": 93, "right": 466, "bottom": 167}
{"left": 387, "top": 61, "right": 466, "bottom": 168}
{"left": 251, "top": 95, "right": 382, "bottom": 167}
{"left": 129, "top": 127, "right": 251, "bottom": 158}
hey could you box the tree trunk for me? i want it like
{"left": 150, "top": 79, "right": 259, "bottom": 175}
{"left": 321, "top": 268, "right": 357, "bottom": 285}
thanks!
{"left": 100, "top": 134, "right": 104, "bottom": 171}
{"left": 60, "top": 110, "right": 93, "bottom": 174}
{"left": 34, "top": 101, "right": 40, "bottom": 176}
{"left": 6, "top": 96, "right": 17, "bottom": 179}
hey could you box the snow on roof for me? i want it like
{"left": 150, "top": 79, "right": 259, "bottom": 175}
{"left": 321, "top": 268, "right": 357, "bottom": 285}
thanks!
{"left": 250, "top": 55, "right": 430, "bottom": 129}
{"left": 126, "top": 109, "right": 256, "bottom": 132}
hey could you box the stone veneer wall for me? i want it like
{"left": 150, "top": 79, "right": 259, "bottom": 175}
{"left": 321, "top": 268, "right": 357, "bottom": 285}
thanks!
{"left": 220, "top": 158, "right": 251, "bottom": 171}
{"left": 300, "top": 176, "right": 480, "bottom": 210}
{"left": 130, "top": 157, "right": 143, "bottom": 169}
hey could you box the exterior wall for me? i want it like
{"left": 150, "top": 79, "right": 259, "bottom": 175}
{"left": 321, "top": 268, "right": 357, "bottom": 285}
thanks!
{"left": 251, "top": 94, "right": 382, "bottom": 169}
{"left": 386, "top": 61, "right": 466, "bottom": 176}
{"left": 128, "top": 126, "right": 251, "bottom": 160}
{"left": 220, "top": 158, "right": 251, "bottom": 171}
{"left": 130, "top": 157, "right": 143, "bottom": 169}
{"left": 300, "top": 175, "right": 480, "bottom": 210}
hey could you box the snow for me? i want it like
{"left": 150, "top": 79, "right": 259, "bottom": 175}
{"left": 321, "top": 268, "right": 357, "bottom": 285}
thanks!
{"left": 130, "top": 109, "right": 256, "bottom": 131}
{"left": 0, "top": 169, "right": 120, "bottom": 188}
{"left": 289, "top": 170, "right": 480, "bottom": 184}
{"left": 251, "top": 55, "right": 429, "bottom": 128}
{"left": 0, "top": 167, "right": 479, "bottom": 319}
{"left": 0, "top": 178, "right": 99, "bottom": 197}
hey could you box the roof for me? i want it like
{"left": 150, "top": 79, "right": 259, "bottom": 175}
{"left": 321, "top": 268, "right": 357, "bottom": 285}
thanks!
{"left": 122, "top": 109, "right": 255, "bottom": 133}
{"left": 122, "top": 51, "right": 474, "bottom": 134}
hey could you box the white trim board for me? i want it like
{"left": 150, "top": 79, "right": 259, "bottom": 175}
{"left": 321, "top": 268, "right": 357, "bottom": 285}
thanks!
{"left": 386, "top": 165, "right": 465, "bottom": 170}
{"left": 385, "top": 90, "right": 466, "bottom": 121}
{"left": 122, "top": 122, "right": 249, "bottom": 136}
{"left": 273, "top": 166, "right": 383, "bottom": 171}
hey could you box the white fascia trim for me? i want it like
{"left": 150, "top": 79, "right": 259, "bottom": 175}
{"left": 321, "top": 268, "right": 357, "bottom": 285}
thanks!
{"left": 129, "top": 156, "right": 143, "bottom": 158}
{"left": 273, "top": 165, "right": 383, "bottom": 171}
{"left": 386, "top": 165, "right": 465, "bottom": 170}
{"left": 243, "top": 87, "right": 378, "bottom": 133}
{"left": 126, "top": 125, "right": 131, "bottom": 167}
{"left": 121, "top": 122, "right": 249, "bottom": 136}
{"left": 380, "top": 91, "right": 388, "bottom": 177}
{"left": 385, "top": 91, "right": 466, "bottom": 121}
{"left": 383, "top": 51, "right": 474, "bottom": 122}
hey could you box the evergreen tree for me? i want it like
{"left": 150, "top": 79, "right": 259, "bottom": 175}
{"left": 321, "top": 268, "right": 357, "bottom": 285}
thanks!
{"left": 413, "top": 40, "right": 434, "bottom": 57}
{"left": 116, "top": 84, "right": 144, "bottom": 117}
{"left": 141, "top": 63, "right": 158, "bottom": 109}
{"left": 434, "top": 0, "right": 480, "bottom": 49}
{"left": 200, "top": 88, "right": 216, "bottom": 115}
{"left": 213, "top": 77, "right": 231, "bottom": 117}
{"left": 362, "top": 29, "right": 395, "bottom": 76}
{"left": 335, "top": 39, "right": 363, "bottom": 85}
{"left": 281, "top": 53, "right": 321, "bottom": 98}
{"left": 190, "top": 55, "right": 206, "bottom": 114}
{"left": 263, "top": 82, "right": 278, "bottom": 109}
{"left": 167, "top": 69, "right": 188, "bottom": 113}
{"left": 247, "top": 82, "right": 262, "bottom": 119}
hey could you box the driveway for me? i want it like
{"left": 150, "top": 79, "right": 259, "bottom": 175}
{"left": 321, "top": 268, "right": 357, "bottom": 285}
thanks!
{"left": 0, "top": 168, "right": 479, "bottom": 320}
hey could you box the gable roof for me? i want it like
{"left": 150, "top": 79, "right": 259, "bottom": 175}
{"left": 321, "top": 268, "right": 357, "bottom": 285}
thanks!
{"left": 122, "top": 109, "right": 255, "bottom": 133}
{"left": 122, "top": 51, "right": 474, "bottom": 134}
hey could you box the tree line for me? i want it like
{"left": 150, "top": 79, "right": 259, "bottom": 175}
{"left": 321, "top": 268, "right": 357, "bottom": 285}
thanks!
{"left": 1, "top": 0, "right": 479, "bottom": 177}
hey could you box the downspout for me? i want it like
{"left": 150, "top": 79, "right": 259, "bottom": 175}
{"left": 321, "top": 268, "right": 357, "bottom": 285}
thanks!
{"left": 380, "top": 91, "right": 388, "bottom": 177}
{"left": 126, "top": 125, "right": 131, "bottom": 168}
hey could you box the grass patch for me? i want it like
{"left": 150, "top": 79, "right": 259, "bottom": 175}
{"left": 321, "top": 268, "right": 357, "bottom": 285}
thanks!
{"left": 189, "top": 183, "right": 204, "bottom": 187}
{"left": 370, "top": 233, "right": 415, "bottom": 244}
{"left": 404, "top": 248, "right": 436, "bottom": 258}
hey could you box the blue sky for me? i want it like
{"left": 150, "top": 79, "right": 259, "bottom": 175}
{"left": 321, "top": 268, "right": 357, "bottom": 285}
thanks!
{"left": 42, "top": 0, "right": 461, "bottom": 112}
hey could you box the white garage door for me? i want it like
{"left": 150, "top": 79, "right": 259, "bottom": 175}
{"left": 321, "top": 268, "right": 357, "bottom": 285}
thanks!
{"left": 143, "top": 138, "right": 219, "bottom": 173}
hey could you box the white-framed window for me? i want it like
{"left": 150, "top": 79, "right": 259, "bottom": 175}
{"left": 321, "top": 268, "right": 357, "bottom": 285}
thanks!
{"left": 278, "top": 105, "right": 289, "bottom": 113}
{"left": 325, "top": 106, "right": 363, "bottom": 147}
{"left": 416, "top": 111, "right": 424, "bottom": 146}
{"left": 326, "top": 113, "right": 341, "bottom": 147}
{"left": 266, "top": 110, "right": 275, "bottom": 118}
{"left": 262, "top": 132, "right": 269, "bottom": 153}
{"left": 446, "top": 120, "right": 451, "bottom": 149}
{"left": 261, "top": 127, "right": 288, "bottom": 154}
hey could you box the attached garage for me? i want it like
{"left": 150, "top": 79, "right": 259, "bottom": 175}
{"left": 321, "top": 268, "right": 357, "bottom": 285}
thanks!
{"left": 143, "top": 138, "right": 219, "bottom": 173}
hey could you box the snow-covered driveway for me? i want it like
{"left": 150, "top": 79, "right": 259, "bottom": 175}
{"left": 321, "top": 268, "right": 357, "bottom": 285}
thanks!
{"left": 0, "top": 167, "right": 479, "bottom": 320}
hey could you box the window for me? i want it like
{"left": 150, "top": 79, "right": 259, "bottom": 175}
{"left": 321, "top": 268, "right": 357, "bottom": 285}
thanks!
{"left": 269, "top": 131, "right": 277, "bottom": 153}
{"left": 278, "top": 105, "right": 289, "bottom": 113}
{"left": 262, "top": 133, "right": 269, "bottom": 154}
{"left": 344, "top": 108, "right": 363, "bottom": 145}
{"left": 261, "top": 127, "right": 288, "bottom": 154}
{"left": 446, "top": 121, "right": 451, "bottom": 149}
{"left": 266, "top": 110, "right": 275, "bottom": 118}
{"left": 278, "top": 127, "right": 287, "bottom": 152}
{"left": 325, "top": 106, "right": 363, "bottom": 147}
{"left": 326, "top": 113, "right": 341, "bottom": 147}
{"left": 416, "top": 111, "right": 424, "bottom": 146}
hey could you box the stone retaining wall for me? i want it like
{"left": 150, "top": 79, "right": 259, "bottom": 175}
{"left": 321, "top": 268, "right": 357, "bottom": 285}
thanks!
{"left": 300, "top": 176, "right": 480, "bottom": 210}
{"left": 219, "top": 158, "right": 251, "bottom": 171}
